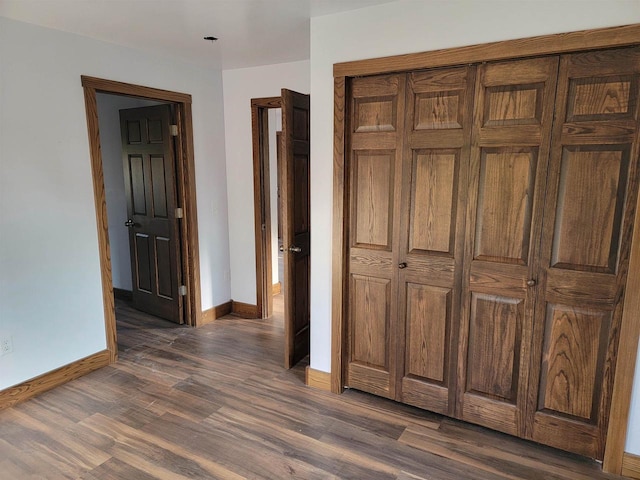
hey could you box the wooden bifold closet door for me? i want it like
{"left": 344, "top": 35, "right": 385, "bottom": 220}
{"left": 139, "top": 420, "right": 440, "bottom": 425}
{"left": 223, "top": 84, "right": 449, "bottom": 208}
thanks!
{"left": 345, "top": 46, "right": 640, "bottom": 460}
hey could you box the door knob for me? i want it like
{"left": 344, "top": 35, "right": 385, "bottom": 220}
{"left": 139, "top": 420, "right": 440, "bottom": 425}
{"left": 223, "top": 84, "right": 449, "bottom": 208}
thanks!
{"left": 279, "top": 245, "right": 284, "bottom": 252}
{"left": 124, "top": 219, "right": 135, "bottom": 227}
{"left": 527, "top": 279, "right": 537, "bottom": 287}
{"left": 289, "top": 246, "right": 302, "bottom": 253}
{"left": 398, "top": 262, "right": 407, "bottom": 269}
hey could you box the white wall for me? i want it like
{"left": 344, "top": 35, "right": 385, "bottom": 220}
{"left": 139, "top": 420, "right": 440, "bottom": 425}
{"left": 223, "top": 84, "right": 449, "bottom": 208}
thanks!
{"left": 629, "top": 343, "right": 640, "bottom": 454}
{"left": 0, "top": 17, "right": 230, "bottom": 390}
{"left": 96, "top": 94, "right": 162, "bottom": 291}
{"left": 269, "top": 108, "right": 283, "bottom": 286}
{"left": 222, "top": 61, "right": 309, "bottom": 304}
{"left": 309, "top": 0, "right": 640, "bottom": 452}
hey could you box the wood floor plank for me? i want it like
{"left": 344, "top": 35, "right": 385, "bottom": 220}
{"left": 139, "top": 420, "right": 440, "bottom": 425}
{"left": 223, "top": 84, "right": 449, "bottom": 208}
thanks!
{"left": 81, "top": 413, "right": 245, "bottom": 480}
{"left": 79, "top": 457, "right": 158, "bottom": 480}
{"left": 143, "top": 411, "right": 344, "bottom": 479}
{"left": 0, "top": 295, "right": 623, "bottom": 480}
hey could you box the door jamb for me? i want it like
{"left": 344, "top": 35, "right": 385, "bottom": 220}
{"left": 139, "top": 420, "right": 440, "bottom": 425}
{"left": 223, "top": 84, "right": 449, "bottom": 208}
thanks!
{"left": 330, "top": 24, "right": 640, "bottom": 474}
{"left": 251, "top": 96, "right": 282, "bottom": 318}
{"left": 81, "top": 75, "right": 203, "bottom": 363}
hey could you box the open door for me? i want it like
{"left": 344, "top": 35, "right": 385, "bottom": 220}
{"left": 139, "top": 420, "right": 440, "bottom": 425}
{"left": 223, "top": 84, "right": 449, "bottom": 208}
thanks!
{"left": 281, "top": 89, "right": 311, "bottom": 368}
{"left": 120, "top": 105, "right": 183, "bottom": 324}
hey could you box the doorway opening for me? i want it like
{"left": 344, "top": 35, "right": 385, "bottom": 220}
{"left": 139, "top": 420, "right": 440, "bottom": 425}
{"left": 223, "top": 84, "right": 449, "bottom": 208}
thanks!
{"left": 251, "top": 90, "right": 311, "bottom": 368}
{"left": 82, "top": 76, "right": 202, "bottom": 363}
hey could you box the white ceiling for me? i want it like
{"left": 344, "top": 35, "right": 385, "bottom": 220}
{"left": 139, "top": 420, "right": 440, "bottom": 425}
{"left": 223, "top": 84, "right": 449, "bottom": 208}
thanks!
{"left": 0, "top": 0, "right": 396, "bottom": 69}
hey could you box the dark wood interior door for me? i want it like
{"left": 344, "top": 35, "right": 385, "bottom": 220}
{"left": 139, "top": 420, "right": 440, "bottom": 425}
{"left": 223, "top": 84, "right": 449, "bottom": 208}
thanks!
{"left": 281, "top": 89, "right": 310, "bottom": 368}
{"left": 457, "top": 57, "right": 559, "bottom": 436}
{"left": 527, "top": 46, "right": 640, "bottom": 459}
{"left": 120, "top": 105, "right": 183, "bottom": 324}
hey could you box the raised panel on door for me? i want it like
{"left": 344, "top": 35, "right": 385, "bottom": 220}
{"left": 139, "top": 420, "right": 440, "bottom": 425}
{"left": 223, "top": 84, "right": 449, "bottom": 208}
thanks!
{"left": 463, "top": 293, "right": 524, "bottom": 435}
{"left": 473, "top": 148, "right": 537, "bottom": 265}
{"left": 348, "top": 275, "right": 392, "bottom": 398}
{"left": 353, "top": 151, "right": 395, "bottom": 249}
{"left": 551, "top": 145, "right": 629, "bottom": 273}
{"left": 398, "top": 66, "right": 475, "bottom": 414}
{"left": 458, "top": 56, "right": 559, "bottom": 436}
{"left": 347, "top": 74, "right": 405, "bottom": 398}
{"left": 538, "top": 304, "right": 610, "bottom": 421}
{"left": 529, "top": 47, "right": 640, "bottom": 459}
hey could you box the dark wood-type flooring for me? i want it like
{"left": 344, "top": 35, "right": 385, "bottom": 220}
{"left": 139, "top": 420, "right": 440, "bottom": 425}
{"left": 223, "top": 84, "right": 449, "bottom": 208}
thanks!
{"left": 0, "top": 296, "right": 626, "bottom": 479}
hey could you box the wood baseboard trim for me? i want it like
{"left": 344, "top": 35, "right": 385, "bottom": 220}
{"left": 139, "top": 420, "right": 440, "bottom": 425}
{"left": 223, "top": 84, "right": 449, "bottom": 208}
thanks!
{"left": 0, "top": 350, "right": 111, "bottom": 411}
{"left": 201, "top": 301, "right": 233, "bottom": 325}
{"left": 231, "top": 301, "right": 259, "bottom": 318}
{"left": 306, "top": 366, "right": 332, "bottom": 392}
{"left": 623, "top": 453, "right": 640, "bottom": 479}
{"left": 272, "top": 282, "right": 282, "bottom": 295}
{"left": 113, "top": 287, "right": 133, "bottom": 301}
{"left": 215, "top": 301, "right": 233, "bottom": 319}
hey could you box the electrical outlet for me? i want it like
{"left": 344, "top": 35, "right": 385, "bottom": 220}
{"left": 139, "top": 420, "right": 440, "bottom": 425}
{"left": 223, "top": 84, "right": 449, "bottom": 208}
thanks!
{"left": 0, "top": 336, "right": 13, "bottom": 356}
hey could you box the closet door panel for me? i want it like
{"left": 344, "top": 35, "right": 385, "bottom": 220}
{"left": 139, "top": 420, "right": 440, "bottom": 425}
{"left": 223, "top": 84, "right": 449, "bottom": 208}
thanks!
{"left": 352, "top": 151, "right": 395, "bottom": 248}
{"left": 459, "top": 56, "right": 559, "bottom": 436}
{"left": 347, "top": 74, "right": 406, "bottom": 399}
{"left": 551, "top": 145, "right": 630, "bottom": 273}
{"left": 474, "top": 147, "right": 537, "bottom": 265}
{"left": 399, "top": 66, "right": 475, "bottom": 414}
{"left": 530, "top": 47, "right": 640, "bottom": 459}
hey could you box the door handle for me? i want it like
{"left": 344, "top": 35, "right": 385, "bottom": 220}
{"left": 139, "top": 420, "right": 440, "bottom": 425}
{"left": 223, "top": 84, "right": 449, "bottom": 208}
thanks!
{"left": 279, "top": 245, "right": 284, "bottom": 252}
{"left": 124, "top": 219, "right": 135, "bottom": 228}
{"left": 526, "top": 279, "right": 537, "bottom": 287}
{"left": 398, "top": 262, "right": 408, "bottom": 269}
{"left": 289, "top": 246, "right": 302, "bottom": 253}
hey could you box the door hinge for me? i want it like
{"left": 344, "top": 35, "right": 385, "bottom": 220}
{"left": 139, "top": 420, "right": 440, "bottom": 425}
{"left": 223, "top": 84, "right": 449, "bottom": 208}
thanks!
{"left": 175, "top": 207, "right": 184, "bottom": 219}
{"left": 170, "top": 124, "right": 179, "bottom": 136}
{"left": 179, "top": 285, "right": 187, "bottom": 296}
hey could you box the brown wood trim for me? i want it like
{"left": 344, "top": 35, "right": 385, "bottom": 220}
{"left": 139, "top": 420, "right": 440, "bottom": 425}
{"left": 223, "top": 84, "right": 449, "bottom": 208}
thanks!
{"left": 623, "top": 453, "right": 640, "bottom": 479}
{"left": 272, "top": 282, "right": 282, "bottom": 295}
{"left": 306, "top": 366, "right": 332, "bottom": 392}
{"left": 113, "top": 288, "right": 133, "bottom": 301}
{"left": 334, "top": 24, "right": 640, "bottom": 78}
{"left": 251, "top": 97, "right": 281, "bottom": 109}
{"left": 251, "top": 96, "right": 282, "bottom": 319}
{"left": 604, "top": 174, "right": 640, "bottom": 473}
{"left": 201, "top": 301, "right": 233, "bottom": 325}
{"left": 202, "top": 307, "right": 215, "bottom": 325}
{"left": 0, "top": 350, "right": 110, "bottom": 411}
{"left": 331, "top": 76, "right": 347, "bottom": 394}
{"left": 231, "top": 301, "right": 259, "bottom": 318}
{"left": 81, "top": 75, "right": 192, "bottom": 104}
{"left": 178, "top": 102, "right": 203, "bottom": 327}
{"left": 215, "top": 300, "right": 233, "bottom": 318}
{"left": 82, "top": 85, "right": 118, "bottom": 362}
{"left": 83, "top": 77, "right": 202, "bottom": 362}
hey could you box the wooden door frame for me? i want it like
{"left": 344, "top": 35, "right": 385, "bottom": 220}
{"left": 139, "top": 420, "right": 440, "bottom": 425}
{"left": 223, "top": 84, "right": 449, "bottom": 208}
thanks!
{"left": 330, "top": 24, "right": 640, "bottom": 474}
{"left": 81, "top": 75, "right": 203, "bottom": 364}
{"left": 251, "top": 96, "right": 282, "bottom": 318}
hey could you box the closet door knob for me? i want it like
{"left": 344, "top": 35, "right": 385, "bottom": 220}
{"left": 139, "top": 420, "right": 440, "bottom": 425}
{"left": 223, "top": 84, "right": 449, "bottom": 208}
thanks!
{"left": 398, "top": 262, "right": 407, "bottom": 269}
{"left": 527, "top": 279, "right": 536, "bottom": 287}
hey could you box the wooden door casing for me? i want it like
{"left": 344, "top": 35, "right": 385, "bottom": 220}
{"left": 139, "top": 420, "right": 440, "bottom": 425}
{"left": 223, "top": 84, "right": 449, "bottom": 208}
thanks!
{"left": 282, "top": 89, "right": 311, "bottom": 369}
{"left": 397, "top": 66, "right": 476, "bottom": 415}
{"left": 527, "top": 46, "right": 640, "bottom": 459}
{"left": 457, "top": 56, "right": 559, "bottom": 436}
{"left": 120, "top": 105, "right": 183, "bottom": 324}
